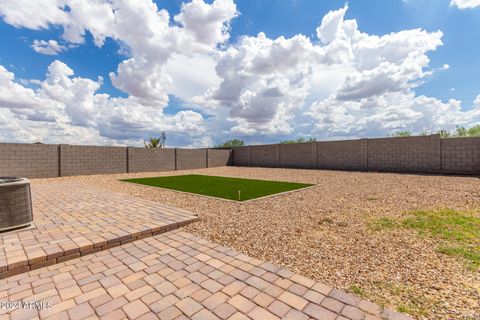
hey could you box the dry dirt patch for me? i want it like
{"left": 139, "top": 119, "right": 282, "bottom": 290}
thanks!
{"left": 32, "top": 167, "right": 480, "bottom": 319}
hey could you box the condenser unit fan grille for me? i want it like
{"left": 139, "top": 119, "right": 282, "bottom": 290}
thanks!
{"left": 0, "top": 178, "right": 33, "bottom": 232}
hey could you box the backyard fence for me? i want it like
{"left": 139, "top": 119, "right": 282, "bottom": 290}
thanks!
{"left": 0, "top": 143, "right": 232, "bottom": 178}
{"left": 1, "top": 134, "right": 479, "bottom": 178}
{"left": 232, "top": 135, "right": 480, "bottom": 175}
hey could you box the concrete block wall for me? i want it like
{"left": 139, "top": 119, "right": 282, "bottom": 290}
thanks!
{"left": 279, "top": 142, "right": 316, "bottom": 168}
{"left": 317, "top": 140, "right": 366, "bottom": 170}
{"left": 0, "top": 143, "right": 233, "bottom": 178}
{"left": 0, "top": 143, "right": 59, "bottom": 178}
{"left": 207, "top": 149, "right": 232, "bottom": 168}
{"left": 250, "top": 144, "right": 280, "bottom": 167}
{"left": 231, "top": 135, "right": 480, "bottom": 175}
{"left": 60, "top": 145, "right": 127, "bottom": 176}
{"left": 176, "top": 149, "right": 207, "bottom": 170}
{"left": 2, "top": 136, "right": 479, "bottom": 178}
{"left": 367, "top": 136, "right": 437, "bottom": 172}
{"left": 441, "top": 137, "right": 480, "bottom": 174}
{"left": 128, "top": 148, "right": 175, "bottom": 173}
{"left": 232, "top": 147, "right": 251, "bottom": 166}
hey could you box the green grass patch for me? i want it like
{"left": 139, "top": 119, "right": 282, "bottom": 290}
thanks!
{"left": 121, "top": 174, "right": 313, "bottom": 201}
{"left": 436, "top": 246, "right": 480, "bottom": 268}
{"left": 371, "top": 209, "right": 480, "bottom": 269}
{"left": 369, "top": 217, "right": 397, "bottom": 231}
{"left": 373, "top": 281, "right": 433, "bottom": 317}
{"left": 349, "top": 285, "right": 366, "bottom": 298}
{"left": 397, "top": 299, "right": 429, "bottom": 317}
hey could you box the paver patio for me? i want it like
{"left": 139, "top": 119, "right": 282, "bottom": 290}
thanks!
{"left": 0, "top": 177, "right": 414, "bottom": 319}
{"left": 0, "top": 230, "right": 411, "bottom": 320}
{"left": 0, "top": 182, "right": 198, "bottom": 279}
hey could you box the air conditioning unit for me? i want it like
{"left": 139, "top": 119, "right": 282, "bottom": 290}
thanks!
{"left": 0, "top": 177, "right": 33, "bottom": 232}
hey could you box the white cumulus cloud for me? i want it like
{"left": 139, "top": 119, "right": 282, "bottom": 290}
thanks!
{"left": 203, "top": 32, "right": 319, "bottom": 135}
{"left": 0, "top": 61, "right": 208, "bottom": 145}
{"left": 31, "top": 39, "right": 68, "bottom": 55}
{"left": 305, "top": 6, "right": 480, "bottom": 138}
{"left": 107, "top": 0, "right": 237, "bottom": 105}
{"left": 0, "top": 0, "right": 68, "bottom": 29}
{"left": 451, "top": 0, "right": 480, "bottom": 9}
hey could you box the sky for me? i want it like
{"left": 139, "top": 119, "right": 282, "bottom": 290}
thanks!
{"left": 0, "top": 0, "right": 479, "bottom": 147}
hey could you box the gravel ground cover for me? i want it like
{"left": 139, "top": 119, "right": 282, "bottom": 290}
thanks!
{"left": 32, "top": 167, "right": 480, "bottom": 319}
{"left": 121, "top": 174, "right": 313, "bottom": 201}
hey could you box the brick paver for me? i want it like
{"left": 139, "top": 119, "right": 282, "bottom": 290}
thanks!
{"left": 0, "top": 230, "right": 412, "bottom": 319}
{"left": 0, "top": 182, "right": 198, "bottom": 279}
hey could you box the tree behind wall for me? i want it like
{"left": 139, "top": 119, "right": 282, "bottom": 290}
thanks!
{"left": 216, "top": 139, "right": 245, "bottom": 148}
{"left": 437, "top": 129, "right": 451, "bottom": 138}
{"left": 280, "top": 137, "right": 317, "bottom": 144}
{"left": 144, "top": 132, "right": 166, "bottom": 148}
{"left": 396, "top": 125, "right": 480, "bottom": 138}
{"left": 392, "top": 131, "right": 412, "bottom": 137}
{"left": 144, "top": 137, "right": 162, "bottom": 148}
{"left": 467, "top": 125, "right": 480, "bottom": 136}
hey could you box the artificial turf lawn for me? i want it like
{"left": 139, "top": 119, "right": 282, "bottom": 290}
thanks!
{"left": 121, "top": 174, "right": 313, "bottom": 201}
